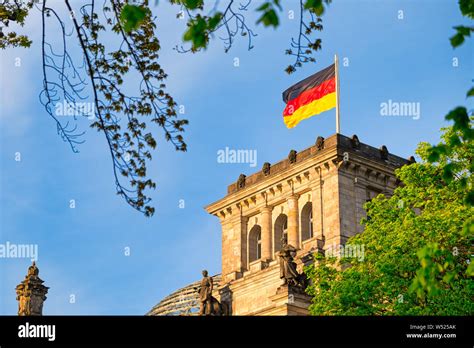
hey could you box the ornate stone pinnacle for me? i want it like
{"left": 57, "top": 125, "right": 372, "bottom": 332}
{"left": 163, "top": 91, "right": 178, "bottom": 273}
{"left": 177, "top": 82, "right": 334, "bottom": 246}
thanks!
{"left": 16, "top": 261, "right": 49, "bottom": 316}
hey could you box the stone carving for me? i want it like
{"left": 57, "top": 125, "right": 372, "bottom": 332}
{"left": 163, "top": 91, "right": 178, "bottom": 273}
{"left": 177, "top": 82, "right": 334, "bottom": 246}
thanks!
{"left": 278, "top": 236, "right": 307, "bottom": 290}
{"left": 237, "top": 174, "right": 246, "bottom": 189}
{"left": 288, "top": 150, "right": 297, "bottom": 164}
{"left": 351, "top": 134, "right": 360, "bottom": 149}
{"left": 16, "top": 262, "right": 49, "bottom": 316}
{"left": 262, "top": 162, "right": 271, "bottom": 176}
{"left": 315, "top": 136, "right": 325, "bottom": 150}
{"left": 380, "top": 145, "right": 389, "bottom": 160}
{"left": 27, "top": 262, "right": 39, "bottom": 277}
{"left": 195, "top": 270, "right": 227, "bottom": 316}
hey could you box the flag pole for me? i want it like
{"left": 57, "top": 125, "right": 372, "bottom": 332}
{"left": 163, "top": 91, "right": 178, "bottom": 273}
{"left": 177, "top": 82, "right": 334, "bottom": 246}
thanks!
{"left": 335, "top": 54, "right": 340, "bottom": 134}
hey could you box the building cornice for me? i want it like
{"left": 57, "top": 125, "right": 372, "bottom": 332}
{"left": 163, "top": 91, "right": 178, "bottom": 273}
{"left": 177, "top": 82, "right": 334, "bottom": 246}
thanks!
{"left": 205, "top": 133, "right": 410, "bottom": 218}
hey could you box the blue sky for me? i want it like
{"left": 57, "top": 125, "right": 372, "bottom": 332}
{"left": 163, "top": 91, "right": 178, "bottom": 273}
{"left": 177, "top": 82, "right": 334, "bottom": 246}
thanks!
{"left": 0, "top": 0, "right": 472, "bottom": 315}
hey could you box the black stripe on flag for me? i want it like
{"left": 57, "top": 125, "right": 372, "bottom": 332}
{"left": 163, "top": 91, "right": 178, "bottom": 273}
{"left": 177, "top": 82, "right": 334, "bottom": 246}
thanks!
{"left": 282, "top": 63, "right": 335, "bottom": 103}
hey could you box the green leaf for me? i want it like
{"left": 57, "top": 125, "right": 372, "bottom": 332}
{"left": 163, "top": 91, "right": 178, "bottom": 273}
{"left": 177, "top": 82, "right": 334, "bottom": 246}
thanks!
{"left": 450, "top": 26, "right": 473, "bottom": 48}
{"left": 467, "top": 87, "right": 474, "bottom": 98}
{"left": 427, "top": 148, "right": 440, "bottom": 163}
{"left": 305, "top": 0, "right": 322, "bottom": 9}
{"left": 442, "top": 163, "right": 454, "bottom": 182}
{"left": 257, "top": 8, "right": 279, "bottom": 28}
{"left": 467, "top": 261, "right": 474, "bottom": 276}
{"left": 273, "top": 0, "right": 283, "bottom": 11}
{"left": 445, "top": 107, "right": 469, "bottom": 133}
{"left": 120, "top": 4, "right": 148, "bottom": 33}
{"left": 183, "top": 15, "right": 215, "bottom": 50}
{"left": 182, "top": 0, "right": 204, "bottom": 10}
{"left": 256, "top": 1, "right": 281, "bottom": 28}
{"left": 305, "top": 0, "right": 325, "bottom": 16}
{"left": 450, "top": 32, "right": 465, "bottom": 47}
{"left": 256, "top": 2, "right": 271, "bottom": 11}
{"left": 208, "top": 13, "right": 222, "bottom": 30}
{"left": 459, "top": 0, "right": 474, "bottom": 19}
{"left": 453, "top": 25, "right": 471, "bottom": 36}
{"left": 465, "top": 190, "right": 474, "bottom": 206}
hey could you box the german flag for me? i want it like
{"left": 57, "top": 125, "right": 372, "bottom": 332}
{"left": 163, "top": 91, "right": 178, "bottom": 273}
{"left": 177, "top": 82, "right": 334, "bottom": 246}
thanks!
{"left": 282, "top": 63, "right": 336, "bottom": 128}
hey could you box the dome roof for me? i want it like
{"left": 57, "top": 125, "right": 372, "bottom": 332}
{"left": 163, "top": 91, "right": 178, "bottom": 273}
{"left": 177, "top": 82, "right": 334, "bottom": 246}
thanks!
{"left": 146, "top": 274, "right": 221, "bottom": 316}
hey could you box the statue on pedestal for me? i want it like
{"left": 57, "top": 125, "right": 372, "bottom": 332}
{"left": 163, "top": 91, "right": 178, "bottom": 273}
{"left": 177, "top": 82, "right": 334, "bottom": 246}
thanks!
{"left": 278, "top": 236, "right": 307, "bottom": 291}
{"left": 198, "top": 270, "right": 213, "bottom": 315}
{"left": 195, "top": 270, "right": 227, "bottom": 316}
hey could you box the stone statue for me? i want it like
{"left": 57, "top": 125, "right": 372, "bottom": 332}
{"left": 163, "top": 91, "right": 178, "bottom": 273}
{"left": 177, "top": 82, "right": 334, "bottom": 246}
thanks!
{"left": 16, "top": 261, "right": 48, "bottom": 316}
{"left": 262, "top": 162, "right": 271, "bottom": 176}
{"left": 237, "top": 174, "right": 246, "bottom": 189}
{"left": 380, "top": 145, "right": 389, "bottom": 160}
{"left": 278, "top": 236, "right": 307, "bottom": 290}
{"left": 315, "top": 136, "right": 325, "bottom": 150}
{"left": 195, "top": 270, "right": 227, "bottom": 316}
{"left": 288, "top": 150, "right": 297, "bottom": 164}
{"left": 351, "top": 134, "right": 360, "bottom": 149}
{"left": 198, "top": 270, "right": 213, "bottom": 315}
{"left": 27, "top": 261, "right": 39, "bottom": 278}
{"left": 18, "top": 291, "right": 31, "bottom": 316}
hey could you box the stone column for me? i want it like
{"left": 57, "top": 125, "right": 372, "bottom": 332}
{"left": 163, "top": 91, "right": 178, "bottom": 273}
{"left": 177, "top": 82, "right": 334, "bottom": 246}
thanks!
{"left": 16, "top": 262, "right": 49, "bottom": 316}
{"left": 287, "top": 195, "right": 300, "bottom": 248}
{"left": 232, "top": 215, "right": 248, "bottom": 273}
{"left": 261, "top": 206, "right": 273, "bottom": 261}
{"left": 311, "top": 185, "right": 323, "bottom": 240}
{"left": 354, "top": 178, "right": 368, "bottom": 235}
{"left": 220, "top": 218, "right": 234, "bottom": 280}
{"left": 321, "top": 162, "right": 341, "bottom": 249}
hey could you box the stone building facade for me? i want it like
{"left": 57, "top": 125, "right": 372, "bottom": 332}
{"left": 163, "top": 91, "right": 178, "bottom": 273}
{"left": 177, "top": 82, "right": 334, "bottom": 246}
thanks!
{"left": 205, "top": 133, "right": 411, "bottom": 315}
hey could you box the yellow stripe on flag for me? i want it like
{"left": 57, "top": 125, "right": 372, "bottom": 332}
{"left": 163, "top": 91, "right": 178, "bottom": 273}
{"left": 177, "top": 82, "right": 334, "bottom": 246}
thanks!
{"left": 283, "top": 92, "right": 336, "bottom": 129}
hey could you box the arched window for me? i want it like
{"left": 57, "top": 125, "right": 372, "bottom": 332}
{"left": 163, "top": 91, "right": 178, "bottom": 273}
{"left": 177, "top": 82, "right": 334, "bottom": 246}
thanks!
{"left": 274, "top": 214, "right": 288, "bottom": 253}
{"left": 248, "top": 225, "right": 262, "bottom": 263}
{"left": 301, "top": 202, "right": 313, "bottom": 241}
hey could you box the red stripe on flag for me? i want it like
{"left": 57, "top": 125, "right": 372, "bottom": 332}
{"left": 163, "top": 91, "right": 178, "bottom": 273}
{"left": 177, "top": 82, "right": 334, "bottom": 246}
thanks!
{"left": 283, "top": 77, "right": 336, "bottom": 117}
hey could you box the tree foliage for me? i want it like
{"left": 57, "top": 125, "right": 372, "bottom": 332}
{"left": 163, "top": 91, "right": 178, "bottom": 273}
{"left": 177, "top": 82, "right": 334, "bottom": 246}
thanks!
{"left": 0, "top": 0, "right": 34, "bottom": 48}
{"left": 129, "top": 0, "right": 332, "bottom": 73}
{"left": 305, "top": 122, "right": 474, "bottom": 315}
{"left": 449, "top": 0, "right": 474, "bottom": 48}
{"left": 36, "top": 0, "right": 189, "bottom": 216}
{"left": 305, "top": 0, "right": 474, "bottom": 315}
{"left": 1, "top": 0, "right": 331, "bottom": 216}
